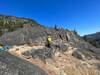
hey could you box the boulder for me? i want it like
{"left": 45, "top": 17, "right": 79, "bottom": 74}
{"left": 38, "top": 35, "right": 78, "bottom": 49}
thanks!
{"left": 0, "top": 51, "right": 48, "bottom": 75}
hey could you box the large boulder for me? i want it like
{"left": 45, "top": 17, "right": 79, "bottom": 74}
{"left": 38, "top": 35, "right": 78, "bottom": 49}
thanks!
{"left": 0, "top": 51, "right": 48, "bottom": 75}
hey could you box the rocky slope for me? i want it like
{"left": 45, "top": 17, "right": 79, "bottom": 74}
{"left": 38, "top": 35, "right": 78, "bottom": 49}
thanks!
{"left": 0, "top": 15, "right": 100, "bottom": 75}
{"left": 83, "top": 32, "right": 100, "bottom": 48}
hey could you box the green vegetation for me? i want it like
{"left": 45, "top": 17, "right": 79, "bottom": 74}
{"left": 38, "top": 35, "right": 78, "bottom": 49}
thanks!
{"left": 0, "top": 15, "right": 39, "bottom": 36}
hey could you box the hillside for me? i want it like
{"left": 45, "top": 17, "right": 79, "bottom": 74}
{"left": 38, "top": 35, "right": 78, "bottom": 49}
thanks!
{"left": 0, "top": 15, "right": 100, "bottom": 75}
{"left": 83, "top": 32, "right": 100, "bottom": 48}
{"left": 0, "top": 15, "right": 41, "bottom": 36}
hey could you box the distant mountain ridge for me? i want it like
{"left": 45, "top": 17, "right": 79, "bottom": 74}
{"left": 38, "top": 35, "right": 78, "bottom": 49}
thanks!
{"left": 83, "top": 32, "right": 100, "bottom": 48}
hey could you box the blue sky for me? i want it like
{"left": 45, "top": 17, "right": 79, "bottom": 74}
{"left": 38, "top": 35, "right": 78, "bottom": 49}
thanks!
{"left": 0, "top": 0, "right": 100, "bottom": 36}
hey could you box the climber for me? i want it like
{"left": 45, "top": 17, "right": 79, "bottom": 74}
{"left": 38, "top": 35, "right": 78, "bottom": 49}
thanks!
{"left": 46, "top": 35, "right": 52, "bottom": 48}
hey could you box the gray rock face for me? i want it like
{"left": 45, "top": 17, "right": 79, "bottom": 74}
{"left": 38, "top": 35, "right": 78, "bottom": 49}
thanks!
{"left": 23, "top": 44, "right": 68, "bottom": 63}
{"left": 23, "top": 45, "right": 67, "bottom": 62}
{"left": 0, "top": 27, "right": 72, "bottom": 47}
{"left": 0, "top": 51, "right": 48, "bottom": 75}
{"left": 72, "top": 43, "right": 100, "bottom": 60}
{"left": 0, "top": 26, "right": 47, "bottom": 45}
